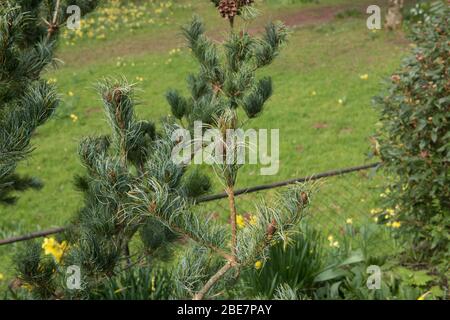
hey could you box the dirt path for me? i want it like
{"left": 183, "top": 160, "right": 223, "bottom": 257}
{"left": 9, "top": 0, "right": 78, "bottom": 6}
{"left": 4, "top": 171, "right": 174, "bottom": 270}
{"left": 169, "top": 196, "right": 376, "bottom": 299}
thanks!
{"left": 272, "top": 3, "right": 362, "bottom": 29}
{"left": 57, "top": 1, "right": 386, "bottom": 67}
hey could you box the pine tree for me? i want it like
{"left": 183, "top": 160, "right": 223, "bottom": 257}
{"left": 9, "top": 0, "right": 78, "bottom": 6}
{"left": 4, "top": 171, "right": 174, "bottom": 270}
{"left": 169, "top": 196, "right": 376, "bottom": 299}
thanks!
{"left": 14, "top": 79, "right": 212, "bottom": 299}
{"left": 13, "top": 2, "right": 311, "bottom": 300}
{"left": 0, "top": 1, "right": 98, "bottom": 205}
{"left": 67, "top": 79, "right": 211, "bottom": 293}
{"left": 144, "top": 9, "right": 310, "bottom": 299}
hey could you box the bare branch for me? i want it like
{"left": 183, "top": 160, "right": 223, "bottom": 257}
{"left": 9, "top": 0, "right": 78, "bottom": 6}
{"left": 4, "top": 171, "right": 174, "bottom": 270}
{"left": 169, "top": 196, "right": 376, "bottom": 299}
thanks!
{"left": 193, "top": 262, "right": 233, "bottom": 300}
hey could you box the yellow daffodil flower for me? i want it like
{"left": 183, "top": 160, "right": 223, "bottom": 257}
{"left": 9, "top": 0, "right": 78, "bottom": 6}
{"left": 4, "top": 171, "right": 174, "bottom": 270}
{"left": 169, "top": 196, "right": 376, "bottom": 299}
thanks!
{"left": 42, "top": 237, "right": 68, "bottom": 263}
{"left": 249, "top": 215, "right": 258, "bottom": 226}
{"left": 370, "top": 208, "right": 382, "bottom": 215}
{"left": 360, "top": 74, "right": 369, "bottom": 80}
{"left": 327, "top": 235, "right": 339, "bottom": 248}
{"left": 391, "top": 221, "right": 401, "bottom": 228}
{"left": 386, "top": 208, "right": 395, "bottom": 216}
{"left": 70, "top": 114, "right": 78, "bottom": 123}
{"left": 236, "top": 215, "right": 245, "bottom": 229}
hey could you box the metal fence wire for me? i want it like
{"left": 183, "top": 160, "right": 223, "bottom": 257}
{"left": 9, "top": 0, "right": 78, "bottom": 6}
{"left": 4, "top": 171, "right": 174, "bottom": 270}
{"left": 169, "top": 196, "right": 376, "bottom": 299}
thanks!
{"left": 197, "top": 163, "right": 395, "bottom": 255}
{"left": 1, "top": 163, "right": 395, "bottom": 255}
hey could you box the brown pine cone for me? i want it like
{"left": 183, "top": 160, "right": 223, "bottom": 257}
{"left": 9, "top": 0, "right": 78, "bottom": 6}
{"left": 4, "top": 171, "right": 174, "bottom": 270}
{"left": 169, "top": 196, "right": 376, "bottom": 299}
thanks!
{"left": 266, "top": 219, "right": 277, "bottom": 240}
{"left": 219, "top": 0, "right": 238, "bottom": 19}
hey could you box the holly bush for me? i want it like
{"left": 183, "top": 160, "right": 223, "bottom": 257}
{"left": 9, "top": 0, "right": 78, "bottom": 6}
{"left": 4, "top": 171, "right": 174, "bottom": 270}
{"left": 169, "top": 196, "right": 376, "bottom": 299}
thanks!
{"left": 373, "top": 1, "right": 449, "bottom": 265}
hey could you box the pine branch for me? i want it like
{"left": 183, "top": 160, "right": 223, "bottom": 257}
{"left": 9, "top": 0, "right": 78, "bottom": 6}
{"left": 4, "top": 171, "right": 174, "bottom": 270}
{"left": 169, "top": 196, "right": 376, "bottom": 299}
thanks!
{"left": 0, "top": 0, "right": 99, "bottom": 206}
{"left": 129, "top": 185, "right": 233, "bottom": 262}
{"left": 193, "top": 261, "right": 233, "bottom": 300}
{"left": 236, "top": 184, "right": 311, "bottom": 266}
{"left": 226, "top": 186, "right": 238, "bottom": 262}
{"left": 45, "top": 0, "right": 61, "bottom": 39}
{"left": 151, "top": 208, "right": 234, "bottom": 263}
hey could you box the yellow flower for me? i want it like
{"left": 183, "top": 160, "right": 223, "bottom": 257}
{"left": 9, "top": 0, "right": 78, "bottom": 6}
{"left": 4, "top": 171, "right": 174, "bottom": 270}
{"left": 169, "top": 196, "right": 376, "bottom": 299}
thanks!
{"left": 370, "top": 208, "right": 382, "bottom": 215}
{"left": 75, "top": 29, "right": 83, "bottom": 38}
{"left": 42, "top": 237, "right": 68, "bottom": 263}
{"left": 42, "top": 237, "right": 57, "bottom": 255}
{"left": 311, "top": 90, "right": 317, "bottom": 96}
{"left": 0, "top": 273, "right": 4, "bottom": 281}
{"left": 236, "top": 215, "right": 245, "bottom": 229}
{"left": 68, "top": 91, "right": 74, "bottom": 97}
{"left": 70, "top": 114, "right": 78, "bottom": 122}
{"left": 338, "top": 99, "right": 344, "bottom": 105}
{"left": 254, "top": 260, "right": 262, "bottom": 270}
{"left": 327, "top": 235, "right": 339, "bottom": 248}
{"left": 360, "top": 74, "right": 369, "bottom": 80}
{"left": 346, "top": 218, "right": 353, "bottom": 225}
{"left": 391, "top": 221, "right": 401, "bottom": 228}
{"left": 249, "top": 215, "right": 258, "bottom": 226}
{"left": 386, "top": 208, "right": 395, "bottom": 216}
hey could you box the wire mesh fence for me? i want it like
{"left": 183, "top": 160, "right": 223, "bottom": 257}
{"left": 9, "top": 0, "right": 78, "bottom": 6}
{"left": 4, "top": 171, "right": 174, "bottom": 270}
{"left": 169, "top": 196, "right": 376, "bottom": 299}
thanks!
{"left": 1, "top": 162, "right": 395, "bottom": 254}
{"left": 195, "top": 163, "right": 396, "bottom": 256}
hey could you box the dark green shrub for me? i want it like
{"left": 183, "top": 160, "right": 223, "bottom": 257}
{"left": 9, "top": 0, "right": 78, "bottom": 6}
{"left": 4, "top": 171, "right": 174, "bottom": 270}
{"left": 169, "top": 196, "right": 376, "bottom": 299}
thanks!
{"left": 404, "top": 1, "right": 433, "bottom": 25}
{"left": 373, "top": 1, "right": 449, "bottom": 264}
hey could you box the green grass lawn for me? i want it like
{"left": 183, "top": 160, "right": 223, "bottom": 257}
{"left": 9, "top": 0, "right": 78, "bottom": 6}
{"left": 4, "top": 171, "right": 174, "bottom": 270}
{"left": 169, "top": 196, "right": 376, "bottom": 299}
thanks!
{"left": 0, "top": 0, "right": 410, "bottom": 287}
